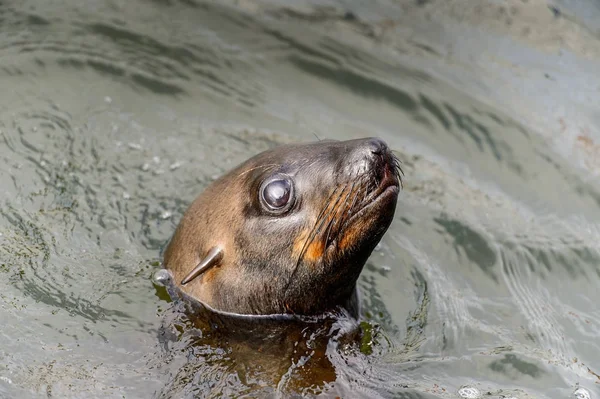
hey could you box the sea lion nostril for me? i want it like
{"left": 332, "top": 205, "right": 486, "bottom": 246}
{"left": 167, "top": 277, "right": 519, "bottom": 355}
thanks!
{"left": 365, "top": 138, "right": 388, "bottom": 156}
{"left": 370, "top": 147, "right": 383, "bottom": 156}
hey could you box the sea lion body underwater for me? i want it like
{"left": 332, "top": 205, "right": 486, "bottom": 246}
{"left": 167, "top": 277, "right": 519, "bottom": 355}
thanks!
{"left": 162, "top": 137, "right": 402, "bottom": 318}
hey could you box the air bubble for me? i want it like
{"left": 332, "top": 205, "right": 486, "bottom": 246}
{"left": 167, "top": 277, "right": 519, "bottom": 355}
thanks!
{"left": 458, "top": 386, "right": 481, "bottom": 398}
{"left": 574, "top": 387, "right": 591, "bottom": 399}
{"left": 153, "top": 269, "right": 171, "bottom": 286}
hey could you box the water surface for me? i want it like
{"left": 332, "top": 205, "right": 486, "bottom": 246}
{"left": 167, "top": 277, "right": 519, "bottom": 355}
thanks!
{"left": 1, "top": 0, "right": 600, "bottom": 398}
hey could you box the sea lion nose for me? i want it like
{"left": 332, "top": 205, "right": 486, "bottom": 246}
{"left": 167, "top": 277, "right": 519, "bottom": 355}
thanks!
{"left": 343, "top": 137, "right": 392, "bottom": 179}
{"left": 362, "top": 138, "right": 392, "bottom": 170}
{"left": 358, "top": 138, "right": 397, "bottom": 188}
{"left": 365, "top": 137, "right": 388, "bottom": 156}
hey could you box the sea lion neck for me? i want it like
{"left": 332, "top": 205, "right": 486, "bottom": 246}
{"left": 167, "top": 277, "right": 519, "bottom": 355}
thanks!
{"left": 163, "top": 137, "right": 401, "bottom": 317}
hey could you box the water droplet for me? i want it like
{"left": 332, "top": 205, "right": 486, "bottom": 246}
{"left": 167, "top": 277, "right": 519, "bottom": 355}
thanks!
{"left": 152, "top": 156, "right": 161, "bottom": 164}
{"left": 169, "top": 161, "right": 182, "bottom": 171}
{"left": 0, "top": 376, "right": 12, "bottom": 384}
{"left": 160, "top": 210, "right": 172, "bottom": 220}
{"left": 574, "top": 387, "right": 591, "bottom": 399}
{"left": 122, "top": 192, "right": 131, "bottom": 200}
{"left": 381, "top": 265, "right": 391, "bottom": 272}
{"left": 458, "top": 386, "right": 481, "bottom": 398}
{"left": 153, "top": 269, "right": 171, "bottom": 286}
{"left": 141, "top": 163, "right": 150, "bottom": 172}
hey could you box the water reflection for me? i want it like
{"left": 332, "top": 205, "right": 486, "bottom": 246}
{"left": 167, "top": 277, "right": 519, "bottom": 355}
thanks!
{"left": 0, "top": 0, "right": 599, "bottom": 398}
{"left": 153, "top": 276, "right": 363, "bottom": 397}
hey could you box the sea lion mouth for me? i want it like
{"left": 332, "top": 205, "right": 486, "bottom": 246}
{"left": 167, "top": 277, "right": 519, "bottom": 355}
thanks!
{"left": 285, "top": 139, "right": 402, "bottom": 290}
{"left": 326, "top": 153, "right": 402, "bottom": 249}
{"left": 336, "top": 162, "right": 401, "bottom": 240}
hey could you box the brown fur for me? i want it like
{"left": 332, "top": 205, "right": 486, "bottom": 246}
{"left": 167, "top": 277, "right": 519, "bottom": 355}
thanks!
{"left": 163, "top": 137, "right": 401, "bottom": 316}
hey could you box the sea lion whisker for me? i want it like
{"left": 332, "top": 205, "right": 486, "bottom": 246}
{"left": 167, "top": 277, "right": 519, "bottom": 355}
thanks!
{"left": 325, "top": 180, "right": 356, "bottom": 246}
{"left": 237, "top": 163, "right": 279, "bottom": 178}
{"left": 345, "top": 181, "right": 362, "bottom": 220}
{"left": 312, "top": 185, "right": 343, "bottom": 229}
{"left": 324, "top": 213, "right": 338, "bottom": 248}
{"left": 295, "top": 186, "right": 343, "bottom": 260}
{"left": 360, "top": 180, "right": 369, "bottom": 207}
{"left": 339, "top": 174, "right": 360, "bottom": 216}
{"left": 296, "top": 183, "right": 349, "bottom": 262}
{"left": 283, "top": 183, "right": 350, "bottom": 294}
{"left": 391, "top": 155, "right": 405, "bottom": 188}
{"left": 327, "top": 170, "right": 367, "bottom": 244}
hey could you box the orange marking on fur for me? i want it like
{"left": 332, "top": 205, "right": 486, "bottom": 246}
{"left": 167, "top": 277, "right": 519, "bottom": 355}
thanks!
{"left": 292, "top": 229, "right": 310, "bottom": 257}
{"left": 304, "top": 240, "right": 325, "bottom": 262}
{"left": 293, "top": 227, "right": 326, "bottom": 263}
{"left": 338, "top": 222, "right": 363, "bottom": 251}
{"left": 199, "top": 266, "right": 217, "bottom": 283}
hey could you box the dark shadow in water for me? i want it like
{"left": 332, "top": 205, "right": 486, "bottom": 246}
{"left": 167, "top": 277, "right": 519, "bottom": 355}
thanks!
{"left": 27, "top": 14, "right": 50, "bottom": 26}
{"left": 489, "top": 353, "right": 545, "bottom": 379}
{"left": 289, "top": 56, "right": 419, "bottom": 113}
{"left": 86, "top": 23, "right": 201, "bottom": 70}
{"left": 534, "top": 148, "right": 600, "bottom": 209}
{"left": 81, "top": 20, "right": 257, "bottom": 101}
{"left": 434, "top": 215, "right": 498, "bottom": 283}
{"left": 444, "top": 103, "right": 505, "bottom": 162}
{"left": 420, "top": 94, "right": 451, "bottom": 131}
{"left": 285, "top": 44, "right": 521, "bottom": 175}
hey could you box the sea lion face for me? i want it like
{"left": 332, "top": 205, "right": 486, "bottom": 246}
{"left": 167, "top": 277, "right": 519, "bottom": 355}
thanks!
{"left": 163, "top": 137, "right": 401, "bottom": 316}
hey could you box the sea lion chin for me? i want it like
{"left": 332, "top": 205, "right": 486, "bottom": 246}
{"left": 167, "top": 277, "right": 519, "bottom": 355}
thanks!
{"left": 162, "top": 137, "right": 402, "bottom": 317}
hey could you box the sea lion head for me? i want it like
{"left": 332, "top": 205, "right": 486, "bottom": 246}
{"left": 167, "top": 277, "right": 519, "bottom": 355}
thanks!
{"left": 163, "top": 137, "right": 402, "bottom": 317}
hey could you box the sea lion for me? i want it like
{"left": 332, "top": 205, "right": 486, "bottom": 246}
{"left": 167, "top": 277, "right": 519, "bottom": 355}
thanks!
{"left": 162, "top": 137, "right": 402, "bottom": 317}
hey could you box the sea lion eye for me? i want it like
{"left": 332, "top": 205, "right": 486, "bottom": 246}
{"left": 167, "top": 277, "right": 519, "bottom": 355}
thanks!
{"left": 260, "top": 175, "right": 294, "bottom": 212}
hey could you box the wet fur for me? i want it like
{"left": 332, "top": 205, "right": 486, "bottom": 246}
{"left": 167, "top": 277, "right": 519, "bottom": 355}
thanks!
{"left": 163, "top": 138, "right": 401, "bottom": 316}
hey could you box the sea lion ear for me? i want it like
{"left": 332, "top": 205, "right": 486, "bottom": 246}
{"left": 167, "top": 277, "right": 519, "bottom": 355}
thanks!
{"left": 181, "top": 246, "right": 223, "bottom": 285}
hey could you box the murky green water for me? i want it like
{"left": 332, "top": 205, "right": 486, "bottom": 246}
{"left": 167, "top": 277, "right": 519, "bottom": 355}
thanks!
{"left": 1, "top": 0, "right": 599, "bottom": 398}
